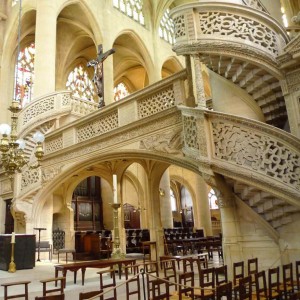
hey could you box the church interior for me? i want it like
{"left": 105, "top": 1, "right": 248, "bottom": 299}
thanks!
{"left": 0, "top": 0, "right": 300, "bottom": 299}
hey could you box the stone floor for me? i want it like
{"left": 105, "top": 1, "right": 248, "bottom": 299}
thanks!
{"left": 0, "top": 252, "right": 224, "bottom": 300}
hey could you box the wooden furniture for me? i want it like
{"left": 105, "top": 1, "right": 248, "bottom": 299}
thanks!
{"left": 216, "top": 281, "right": 232, "bottom": 300}
{"left": 248, "top": 257, "right": 258, "bottom": 284}
{"left": 126, "top": 229, "right": 150, "bottom": 254}
{"left": 268, "top": 266, "right": 281, "bottom": 299}
{"left": 57, "top": 248, "right": 75, "bottom": 263}
{"left": 0, "top": 234, "right": 35, "bottom": 270}
{"left": 35, "top": 295, "right": 65, "bottom": 300}
{"left": 215, "top": 265, "right": 228, "bottom": 286}
{"left": 238, "top": 275, "right": 252, "bottom": 300}
{"left": 280, "top": 262, "right": 295, "bottom": 298}
{"left": 54, "top": 258, "right": 136, "bottom": 286}
{"left": 79, "top": 290, "right": 103, "bottom": 300}
{"left": 142, "top": 241, "right": 157, "bottom": 262}
{"left": 98, "top": 268, "right": 117, "bottom": 300}
{"left": 233, "top": 261, "right": 245, "bottom": 298}
{"left": 1, "top": 280, "right": 31, "bottom": 300}
{"left": 151, "top": 278, "right": 170, "bottom": 300}
{"left": 145, "top": 261, "right": 159, "bottom": 300}
{"left": 40, "top": 277, "right": 65, "bottom": 296}
{"left": 36, "top": 241, "right": 52, "bottom": 261}
{"left": 124, "top": 264, "right": 141, "bottom": 300}
{"left": 160, "top": 258, "right": 177, "bottom": 294}
{"left": 295, "top": 261, "right": 300, "bottom": 291}
{"left": 254, "top": 270, "right": 268, "bottom": 300}
{"left": 178, "top": 271, "right": 194, "bottom": 300}
{"left": 194, "top": 267, "right": 215, "bottom": 299}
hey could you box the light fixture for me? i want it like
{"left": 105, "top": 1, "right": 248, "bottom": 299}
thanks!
{"left": 0, "top": 0, "right": 44, "bottom": 177}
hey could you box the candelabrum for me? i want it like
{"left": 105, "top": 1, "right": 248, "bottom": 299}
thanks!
{"left": 8, "top": 237, "right": 16, "bottom": 273}
{"left": 0, "top": 101, "right": 45, "bottom": 177}
{"left": 111, "top": 203, "right": 125, "bottom": 259}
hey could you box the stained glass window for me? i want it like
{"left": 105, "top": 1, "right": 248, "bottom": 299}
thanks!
{"left": 66, "top": 65, "right": 97, "bottom": 101}
{"left": 113, "top": 0, "right": 145, "bottom": 26}
{"left": 208, "top": 188, "right": 219, "bottom": 209}
{"left": 15, "top": 43, "right": 35, "bottom": 107}
{"left": 159, "top": 9, "right": 175, "bottom": 44}
{"left": 114, "top": 82, "right": 129, "bottom": 101}
{"left": 12, "top": 0, "right": 19, "bottom": 6}
{"left": 170, "top": 188, "right": 177, "bottom": 211}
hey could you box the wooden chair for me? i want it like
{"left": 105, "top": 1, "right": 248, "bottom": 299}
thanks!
{"left": 290, "top": 291, "right": 300, "bottom": 300}
{"left": 215, "top": 281, "right": 232, "bottom": 300}
{"left": 248, "top": 257, "right": 258, "bottom": 284}
{"left": 178, "top": 271, "right": 194, "bottom": 300}
{"left": 35, "top": 295, "right": 64, "bottom": 300}
{"left": 215, "top": 265, "right": 228, "bottom": 286}
{"left": 238, "top": 275, "right": 252, "bottom": 300}
{"left": 295, "top": 261, "right": 300, "bottom": 291}
{"left": 151, "top": 278, "right": 170, "bottom": 300}
{"left": 79, "top": 290, "right": 103, "bottom": 300}
{"left": 194, "top": 267, "right": 215, "bottom": 299}
{"left": 279, "top": 263, "right": 294, "bottom": 299}
{"left": 254, "top": 270, "right": 268, "bottom": 300}
{"left": 161, "top": 258, "right": 177, "bottom": 294}
{"left": 98, "top": 268, "right": 117, "bottom": 300}
{"left": 1, "top": 280, "right": 31, "bottom": 300}
{"left": 40, "top": 277, "right": 65, "bottom": 296}
{"left": 124, "top": 264, "right": 141, "bottom": 300}
{"left": 268, "top": 266, "right": 281, "bottom": 300}
{"left": 146, "top": 261, "right": 160, "bottom": 300}
{"left": 233, "top": 261, "right": 245, "bottom": 298}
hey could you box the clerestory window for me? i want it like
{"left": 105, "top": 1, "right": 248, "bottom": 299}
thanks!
{"left": 114, "top": 82, "right": 130, "bottom": 101}
{"left": 208, "top": 188, "right": 219, "bottom": 209}
{"left": 159, "top": 9, "right": 175, "bottom": 44}
{"left": 113, "top": 0, "right": 145, "bottom": 25}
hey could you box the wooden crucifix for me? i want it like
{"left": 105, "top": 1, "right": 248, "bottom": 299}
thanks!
{"left": 87, "top": 44, "right": 115, "bottom": 108}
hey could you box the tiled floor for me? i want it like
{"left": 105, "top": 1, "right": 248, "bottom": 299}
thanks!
{"left": 0, "top": 252, "right": 224, "bottom": 300}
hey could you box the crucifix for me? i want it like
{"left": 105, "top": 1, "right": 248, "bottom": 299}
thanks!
{"left": 87, "top": 44, "right": 115, "bottom": 108}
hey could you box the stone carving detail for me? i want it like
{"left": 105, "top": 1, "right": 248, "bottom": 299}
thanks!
{"left": 22, "top": 96, "right": 55, "bottom": 126}
{"left": 42, "top": 166, "right": 62, "bottom": 184}
{"left": 198, "top": 12, "right": 278, "bottom": 55}
{"left": 62, "top": 93, "right": 71, "bottom": 106}
{"left": 45, "top": 136, "right": 63, "bottom": 155}
{"left": 212, "top": 122, "right": 300, "bottom": 191}
{"left": 183, "top": 115, "right": 199, "bottom": 150}
{"left": 242, "top": 0, "right": 268, "bottom": 13}
{"left": 173, "top": 15, "right": 186, "bottom": 38}
{"left": 77, "top": 111, "right": 118, "bottom": 142}
{"left": 140, "top": 130, "right": 183, "bottom": 154}
{"left": 286, "top": 70, "right": 300, "bottom": 93}
{"left": 21, "top": 168, "right": 40, "bottom": 191}
{"left": 138, "top": 87, "right": 175, "bottom": 118}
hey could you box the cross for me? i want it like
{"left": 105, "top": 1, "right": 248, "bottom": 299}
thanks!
{"left": 87, "top": 44, "right": 115, "bottom": 108}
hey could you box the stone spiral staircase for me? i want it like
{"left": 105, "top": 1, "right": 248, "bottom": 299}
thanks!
{"left": 170, "top": 1, "right": 290, "bottom": 128}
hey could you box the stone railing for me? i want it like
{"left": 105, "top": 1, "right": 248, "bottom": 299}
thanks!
{"left": 44, "top": 71, "right": 187, "bottom": 154}
{"left": 170, "top": 2, "right": 289, "bottom": 68}
{"left": 18, "top": 91, "right": 98, "bottom": 136}
{"left": 180, "top": 107, "right": 300, "bottom": 204}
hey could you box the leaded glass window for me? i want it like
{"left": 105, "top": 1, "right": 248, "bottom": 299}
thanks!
{"left": 114, "top": 82, "right": 129, "bottom": 101}
{"left": 66, "top": 65, "right": 97, "bottom": 101}
{"left": 208, "top": 188, "right": 219, "bottom": 209}
{"left": 15, "top": 43, "right": 35, "bottom": 107}
{"left": 113, "top": 0, "right": 145, "bottom": 26}
{"left": 159, "top": 9, "right": 175, "bottom": 44}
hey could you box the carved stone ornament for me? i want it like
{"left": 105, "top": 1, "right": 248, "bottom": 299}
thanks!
{"left": 242, "top": 0, "right": 269, "bottom": 13}
{"left": 140, "top": 130, "right": 183, "bottom": 155}
{"left": 42, "top": 166, "right": 63, "bottom": 184}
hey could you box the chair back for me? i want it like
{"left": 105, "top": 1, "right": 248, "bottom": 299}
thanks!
{"left": 161, "top": 258, "right": 177, "bottom": 292}
{"left": 254, "top": 270, "right": 267, "bottom": 300}
{"left": 216, "top": 281, "right": 232, "bottom": 300}
{"left": 233, "top": 261, "right": 245, "bottom": 286}
{"left": 248, "top": 258, "right": 258, "bottom": 276}
{"left": 199, "top": 267, "right": 215, "bottom": 298}
{"left": 268, "top": 266, "right": 280, "bottom": 299}
{"left": 151, "top": 278, "right": 170, "bottom": 300}
{"left": 282, "top": 262, "right": 295, "bottom": 297}
{"left": 79, "top": 290, "right": 103, "bottom": 300}
{"left": 35, "top": 294, "right": 65, "bottom": 300}
{"left": 178, "top": 271, "right": 194, "bottom": 300}
{"left": 238, "top": 275, "right": 252, "bottom": 300}
{"left": 296, "top": 261, "right": 300, "bottom": 291}
{"left": 215, "top": 265, "right": 228, "bottom": 286}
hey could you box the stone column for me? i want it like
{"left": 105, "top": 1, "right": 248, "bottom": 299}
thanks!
{"left": 34, "top": 1, "right": 57, "bottom": 97}
{"left": 193, "top": 55, "right": 207, "bottom": 109}
{"left": 193, "top": 175, "right": 212, "bottom": 236}
{"left": 159, "top": 169, "right": 173, "bottom": 229}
